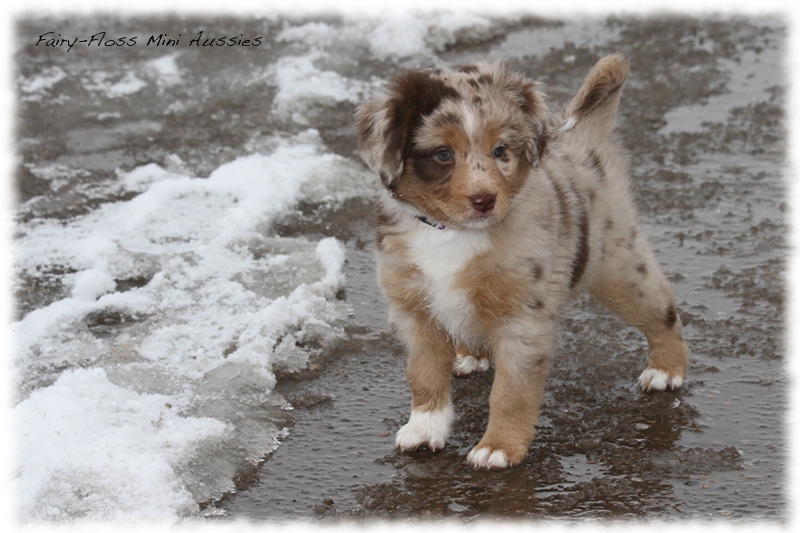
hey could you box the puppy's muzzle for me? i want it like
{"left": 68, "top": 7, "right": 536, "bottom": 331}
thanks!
{"left": 470, "top": 192, "right": 496, "bottom": 214}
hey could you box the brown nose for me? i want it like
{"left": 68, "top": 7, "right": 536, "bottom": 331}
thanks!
{"left": 470, "top": 193, "right": 496, "bottom": 213}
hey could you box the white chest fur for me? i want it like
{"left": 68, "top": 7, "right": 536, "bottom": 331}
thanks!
{"left": 403, "top": 223, "right": 492, "bottom": 341}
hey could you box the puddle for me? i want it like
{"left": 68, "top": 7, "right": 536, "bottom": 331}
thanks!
{"left": 535, "top": 454, "right": 614, "bottom": 499}
{"left": 660, "top": 48, "right": 785, "bottom": 136}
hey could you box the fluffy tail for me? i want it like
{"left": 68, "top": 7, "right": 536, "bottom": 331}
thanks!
{"left": 562, "top": 54, "right": 629, "bottom": 141}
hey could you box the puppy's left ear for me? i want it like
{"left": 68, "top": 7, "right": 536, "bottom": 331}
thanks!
{"left": 517, "top": 80, "right": 550, "bottom": 167}
{"left": 356, "top": 70, "right": 458, "bottom": 187}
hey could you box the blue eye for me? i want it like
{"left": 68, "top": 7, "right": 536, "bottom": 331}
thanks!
{"left": 493, "top": 145, "right": 507, "bottom": 158}
{"left": 434, "top": 148, "right": 453, "bottom": 162}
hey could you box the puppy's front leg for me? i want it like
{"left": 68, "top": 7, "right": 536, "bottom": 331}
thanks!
{"left": 393, "top": 310, "right": 456, "bottom": 452}
{"left": 467, "top": 317, "right": 555, "bottom": 469}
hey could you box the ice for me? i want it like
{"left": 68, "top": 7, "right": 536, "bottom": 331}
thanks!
{"left": 659, "top": 47, "right": 785, "bottom": 136}
{"left": 482, "top": 18, "right": 625, "bottom": 64}
{"left": 12, "top": 128, "right": 365, "bottom": 522}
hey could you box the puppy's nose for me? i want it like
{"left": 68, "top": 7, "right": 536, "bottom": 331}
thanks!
{"left": 470, "top": 193, "right": 496, "bottom": 213}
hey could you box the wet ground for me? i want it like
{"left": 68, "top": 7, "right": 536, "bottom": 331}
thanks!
{"left": 14, "top": 13, "right": 788, "bottom": 524}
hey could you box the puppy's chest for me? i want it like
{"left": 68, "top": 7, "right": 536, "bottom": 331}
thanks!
{"left": 403, "top": 228, "right": 492, "bottom": 338}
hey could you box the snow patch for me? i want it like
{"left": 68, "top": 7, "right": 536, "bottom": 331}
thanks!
{"left": 270, "top": 54, "right": 371, "bottom": 122}
{"left": 147, "top": 52, "right": 183, "bottom": 87}
{"left": 13, "top": 129, "right": 365, "bottom": 522}
{"left": 13, "top": 368, "right": 228, "bottom": 522}
{"left": 367, "top": 12, "right": 492, "bottom": 60}
{"left": 83, "top": 71, "right": 148, "bottom": 98}
{"left": 20, "top": 66, "right": 67, "bottom": 100}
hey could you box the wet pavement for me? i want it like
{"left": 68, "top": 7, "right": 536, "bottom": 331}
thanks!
{"left": 14, "top": 12, "right": 788, "bottom": 524}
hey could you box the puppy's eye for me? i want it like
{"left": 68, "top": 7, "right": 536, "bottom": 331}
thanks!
{"left": 492, "top": 145, "right": 507, "bottom": 158}
{"left": 434, "top": 148, "right": 454, "bottom": 163}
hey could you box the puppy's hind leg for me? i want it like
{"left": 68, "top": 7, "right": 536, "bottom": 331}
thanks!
{"left": 591, "top": 234, "right": 689, "bottom": 391}
{"left": 393, "top": 310, "right": 457, "bottom": 452}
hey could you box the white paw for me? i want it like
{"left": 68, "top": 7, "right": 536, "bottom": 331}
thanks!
{"left": 467, "top": 446, "right": 509, "bottom": 469}
{"left": 638, "top": 368, "right": 684, "bottom": 391}
{"left": 396, "top": 405, "right": 454, "bottom": 452}
{"left": 453, "top": 354, "right": 490, "bottom": 376}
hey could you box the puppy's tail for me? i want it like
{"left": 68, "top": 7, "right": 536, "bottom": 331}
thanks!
{"left": 562, "top": 54, "right": 629, "bottom": 142}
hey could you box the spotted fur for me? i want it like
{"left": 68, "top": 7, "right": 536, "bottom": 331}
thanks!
{"left": 356, "top": 54, "right": 689, "bottom": 470}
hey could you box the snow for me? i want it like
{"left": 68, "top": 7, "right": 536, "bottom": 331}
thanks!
{"left": 270, "top": 54, "right": 372, "bottom": 123}
{"left": 83, "top": 71, "right": 149, "bottom": 98}
{"left": 367, "top": 13, "right": 431, "bottom": 60}
{"left": 13, "top": 368, "right": 228, "bottom": 522}
{"left": 146, "top": 53, "right": 184, "bottom": 88}
{"left": 366, "top": 12, "right": 492, "bottom": 60}
{"left": 12, "top": 128, "right": 369, "bottom": 523}
{"left": 10, "top": 11, "right": 499, "bottom": 525}
{"left": 19, "top": 66, "right": 67, "bottom": 101}
{"left": 70, "top": 268, "right": 117, "bottom": 301}
{"left": 28, "top": 164, "right": 90, "bottom": 192}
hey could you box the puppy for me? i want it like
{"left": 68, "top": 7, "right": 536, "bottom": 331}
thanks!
{"left": 356, "top": 54, "right": 689, "bottom": 470}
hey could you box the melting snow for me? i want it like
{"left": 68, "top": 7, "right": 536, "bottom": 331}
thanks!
{"left": 12, "top": 128, "right": 370, "bottom": 522}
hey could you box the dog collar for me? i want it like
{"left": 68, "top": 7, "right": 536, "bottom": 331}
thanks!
{"left": 415, "top": 215, "right": 446, "bottom": 230}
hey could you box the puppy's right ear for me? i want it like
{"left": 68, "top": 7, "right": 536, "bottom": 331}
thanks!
{"left": 356, "top": 70, "right": 457, "bottom": 187}
{"left": 355, "top": 97, "right": 403, "bottom": 187}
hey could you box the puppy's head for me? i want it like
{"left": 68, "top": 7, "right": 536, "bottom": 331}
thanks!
{"left": 356, "top": 61, "right": 549, "bottom": 229}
